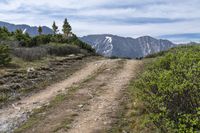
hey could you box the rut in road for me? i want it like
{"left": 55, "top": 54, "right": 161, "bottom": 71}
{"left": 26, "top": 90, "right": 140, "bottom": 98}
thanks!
{"left": 16, "top": 59, "right": 141, "bottom": 133}
{"left": 0, "top": 59, "right": 109, "bottom": 133}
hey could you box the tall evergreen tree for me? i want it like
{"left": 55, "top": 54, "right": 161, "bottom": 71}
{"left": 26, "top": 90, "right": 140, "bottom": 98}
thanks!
{"left": 52, "top": 21, "right": 58, "bottom": 35}
{"left": 62, "top": 18, "right": 72, "bottom": 37}
{"left": 38, "top": 26, "right": 43, "bottom": 35}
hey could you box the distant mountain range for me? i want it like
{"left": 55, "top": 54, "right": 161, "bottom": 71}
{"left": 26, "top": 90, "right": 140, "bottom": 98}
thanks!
{"left": 0, "top": 21, "right": 177, "bottom": 58}
{"left": 80, "top": 34, "right": 176, "bottom": 58}
{"left": 0, "top": 21, "right": 53, "bottom": 36}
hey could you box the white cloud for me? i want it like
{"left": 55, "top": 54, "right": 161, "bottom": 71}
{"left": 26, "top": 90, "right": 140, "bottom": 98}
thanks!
{"left": 0, "top": 0, "right": 200, "bottom": 42}
{"left": 71, "top": 20, "right": 200, "bottom": 37}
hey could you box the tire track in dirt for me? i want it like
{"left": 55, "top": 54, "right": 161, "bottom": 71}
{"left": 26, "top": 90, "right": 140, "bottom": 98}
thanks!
{"left": 1, "top": 59, "right": 141, "bottom": 133}
{"left": 67, "top": 60, "right": 140, "bottom": 133}
{"left": 20, "top": 59, "right": 141, "bottom": 133}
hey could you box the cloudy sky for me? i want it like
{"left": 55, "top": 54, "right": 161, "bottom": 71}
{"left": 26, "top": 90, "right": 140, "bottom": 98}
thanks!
{"left": 0, "top": 0, "right": 200, "bottom": 43}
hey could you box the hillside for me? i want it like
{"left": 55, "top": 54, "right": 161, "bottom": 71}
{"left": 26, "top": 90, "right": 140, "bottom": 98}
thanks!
{"left": 80, "top": 34, "right": 175, "bottom": 58}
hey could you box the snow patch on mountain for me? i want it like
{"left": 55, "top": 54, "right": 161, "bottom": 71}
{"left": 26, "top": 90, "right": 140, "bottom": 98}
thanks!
{"left": 105, "top": 36, "right": 112, "bottom": 43}
{"left": 146, "top": 43, "right": 151, "bottom": 56}
{"left": 22, "top": 29, "right": 27, "bottom": 34}
{"left": 103, "top": 36, "right": 113, "bottom": 56}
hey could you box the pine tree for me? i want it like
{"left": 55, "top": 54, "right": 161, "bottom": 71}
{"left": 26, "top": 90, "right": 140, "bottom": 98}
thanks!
{"left": 38, "top": 26, "right": 43, "bottom": 35}
{"left": 52, "top": 21, "right": 58, "bottom": 35}
{"left": 0, "top": 45, "right": 11, "bottom": 66}
{"left": 62, "top": 18, "right": 72, "bottom": 37}
{"left": 2, "top": 26, "right": 9, "bottom": 34}
{"left": 15, "top": 29, "right": 23, "bottom": 41}
{"left": 0, "top": 27, "right": 10, "bottom": 40}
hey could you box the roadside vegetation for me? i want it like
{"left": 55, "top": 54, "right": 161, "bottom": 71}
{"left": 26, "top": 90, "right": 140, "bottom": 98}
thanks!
{"left": 112, "top": 45, "right": 200, "bottom": 133}
{"left": 0, "top": 45, "right": 11, "bottom": 66}
{"left": 0, "top": 18, "right": 95, "bottom": 106}
{"left": 0, "top": 18, "right": 94, "bottom": 65}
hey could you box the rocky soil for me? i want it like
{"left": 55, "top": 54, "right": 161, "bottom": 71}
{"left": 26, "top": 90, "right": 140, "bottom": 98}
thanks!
{"left": 0, "top": 55, "right": 99, "bottom": 107}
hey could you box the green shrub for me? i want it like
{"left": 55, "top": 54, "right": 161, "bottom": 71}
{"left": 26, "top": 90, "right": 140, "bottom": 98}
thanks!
{"left": 71, "top": 36, "right": 95, "bottom": 53}
{"left": 13, "top": 30, "right": 32, "bottom": 47}
{"left": 29, "top": 35, "right": 51, "bottom": 46}
{"left": 0, "top": 45, "right": 11, "bottom": 65}
{"left": 50, "top": 34, "right": 68, "bottom": 43}
{"left": 0, "top": 27, "right": 94, "bottom": 54}
{"left": 145, "top": 50, "right": 168, "bottom": 58}
{"left": 0, "top": 27, "right": 10, "bottom": 40}
{"left": 135, "top": 46, "right": 200, "bottom": 132}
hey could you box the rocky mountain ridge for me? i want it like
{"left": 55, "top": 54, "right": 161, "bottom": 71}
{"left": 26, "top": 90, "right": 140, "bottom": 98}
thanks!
{"left": 80, "top": 34, "right": 175, "bottom": 58}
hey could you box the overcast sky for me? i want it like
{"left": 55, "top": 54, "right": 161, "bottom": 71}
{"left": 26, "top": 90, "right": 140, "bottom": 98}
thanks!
{"left": 0, "top": 0, "right": 200, "bottom": 42}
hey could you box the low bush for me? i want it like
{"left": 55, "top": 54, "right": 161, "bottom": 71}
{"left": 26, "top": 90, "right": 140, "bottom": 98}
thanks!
{"left": 14, "top": 30, "right": 32, "bottom": 47}
{"left": 43, "top": 44, "right": 82, "bottom": 56}
{"left": 12, "top": 43, "right": 87, "bottom": 61}
{"left": 29, "top": 35, "right": 51, "bottom": 46}
{"left": 71, "top": 37, "right": 95, "bottom": 53}
{"left": 50, "top": 34, "right": 68, "bottom": 43}
{"left": 0, "top": 45, "right": 11, "bottom": 66}
{"left": 145, "top": 50, "right": 168, "bottom": 58}
{"left": 49, "top": 34, "right": 95, "bottom": 53}
{"left": 134, "top": 45, "right": 200, "bottom": 132}
{"left": 12, "top": 47, "right": 48, "bottom": 61}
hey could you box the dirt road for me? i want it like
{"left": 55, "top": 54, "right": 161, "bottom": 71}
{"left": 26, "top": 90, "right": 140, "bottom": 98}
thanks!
{"left": 68, "top": 60, "right": 140, "bottom": 133}
{"left": 0, "top": 59, "right": 141, "bottom": 133}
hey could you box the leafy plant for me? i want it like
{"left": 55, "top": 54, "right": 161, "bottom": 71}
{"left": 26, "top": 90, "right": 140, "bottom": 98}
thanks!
{"left": 134, "top": 45, "right": 200, "bottom": 132}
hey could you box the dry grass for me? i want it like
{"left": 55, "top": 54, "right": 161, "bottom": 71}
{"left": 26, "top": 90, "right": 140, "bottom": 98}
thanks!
{"left": 0, "top": 56, "right": 67, "bottom": 76}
